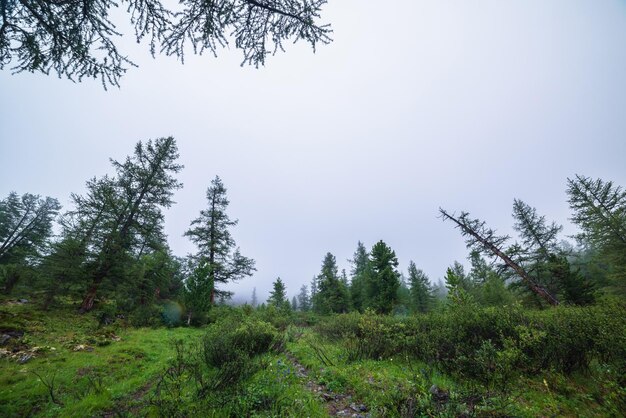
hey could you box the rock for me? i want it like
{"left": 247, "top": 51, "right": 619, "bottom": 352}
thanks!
{"left": 18, "top": 353, "right": 33, "bottom": 364}
{"left": 429, "top": 384, "right": 449, "bottom": 403}
{"left": 321, "top": 392, "right": 335, "bottom": 401}
{"left": 350, "top": 403, "right": 368, "bottom": 412}
{"left": 0, "top": 334, "right": 11, "bottom": 345}
{"left": 18, "top": 299, "right": 28, "bottom": 303}
{"left": 73, "top": 344, "right": 94, "bottom": 352}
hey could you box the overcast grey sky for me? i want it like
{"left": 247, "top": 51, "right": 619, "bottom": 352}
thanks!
{"left": 1, "top": 0, "right": 625, "bottom": 303}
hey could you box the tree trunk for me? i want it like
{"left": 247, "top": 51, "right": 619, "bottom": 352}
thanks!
{"left": 79, "top": 283, "right": 100, "bottom": 313}
{"left": 3, "top": 269, "right": 20, "bottom": 294}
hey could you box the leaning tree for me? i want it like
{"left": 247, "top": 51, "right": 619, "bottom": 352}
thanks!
{"left": 439, "top": 208, "right": 559, "bottom": 306}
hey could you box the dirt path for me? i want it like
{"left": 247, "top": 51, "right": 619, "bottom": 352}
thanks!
{"left": 101, "top": 378, "right": 155, "bottom": 417}
{"left": 284, "top": 351, "right": 370, "bottom": 417}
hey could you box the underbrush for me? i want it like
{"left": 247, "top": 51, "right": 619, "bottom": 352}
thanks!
{"left": 2, "top": 296, "right": 624, "bottom": 417}
{"left": 311, "top": 302, "right": 626, "bottom": 416}
{"left": 150, "top": 314, "right": 326, "bottom": 416}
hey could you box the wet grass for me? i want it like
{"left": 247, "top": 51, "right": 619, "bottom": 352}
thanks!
{"left": 1, "top": 300, "right": 623, "bottom": 417}
{"left": 0, "top": 298, "right": 203, "bottom": 417}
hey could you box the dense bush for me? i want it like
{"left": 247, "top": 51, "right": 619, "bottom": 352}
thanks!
{"left": 411, "top": 302, "right": 626, "bottom": 379}
{"left": 253, "top": 304, "right": 294, "bottom": 330}
{"left": 315, "top": 302, "right": 626, "bottom": 383}
{"left": 316, "top": 309, "right": 412, "bottom": 361}
{"left": 153, "top": 314, "right": 281, "bottom": 414}
{"left": 526, "top": 302, "right": 626, "bottom": 374}
{"left": 203, "top": 317, "right": 278, "bottom": 366}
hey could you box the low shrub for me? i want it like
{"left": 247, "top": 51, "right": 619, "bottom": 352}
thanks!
{"left": 317, "top": 302, "right": 626, "bottom": 384}
{"left": 203, "top": 317, "right": 278, "bottom": 366}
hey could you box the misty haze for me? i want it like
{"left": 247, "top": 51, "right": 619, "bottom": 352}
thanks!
{"left": 1, "top": 1, "right": 625, "bottom": 416}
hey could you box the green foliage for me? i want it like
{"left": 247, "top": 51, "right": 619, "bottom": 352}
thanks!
{"left": 1, "top": 0, "right": 332, "bottom": 88}
{"left": 184, "top": 261, "right": 213, "bottom": 325}
{"left": 0, "top": 192, "right": 61, "bottom": 266}
{"left": 567, "top": 175, "right": 626, "bottom": 294}
{"left": 201, "top": 317, "right": 279, "bottom": 389}
{"left": 546, "top": 254, "right": 595, "bottom": 305}
{"left": 0, "top": 192, "right": 60, "bottom": 294}
{"left": 349, "top": 241, "right": 370, "bottom": 312}
{"left": 128, "top": 304, "right": 163, "bottom": 327}
{"left": 267, "top": 277, "right": 290, "bottom": 312}
{"left": 444, "top": 264, "right": 474, "bottom": 306}
{"left": 62, "top": 137, "right": 184, "bottom": 313}
{"left": 185, "top": 176, "right": 255, "bottom": 305}
{"left": 0, "top": 297, "right": 205, "bottom": 417}
{"left": 253, "top": 303, "right": 292, "bottom": 330}
{"left": 2, "top": 297, "right": 624, "bottom": 417}
{"left": 477, "top": 270, "right": 515, "bottom": 306}
{"left": 367, "top": 241, "right": 400, "bottom": 314}
{"left": 315, "top": 301, "right": 626, "bottom": 385}
{"left": 313, "top": 252, "right": 349, "bottom": 314}
{"left": 343, "top": 309, "right": 402, "bottom": 361}
{"left": 407, "top": 261, "right": 433, "bottom": 313}
{"left": 296, "top": 284, "right": 311, "bottom": 311}
{"left": 152, "top": 314, "right": 284, "bottom": 414}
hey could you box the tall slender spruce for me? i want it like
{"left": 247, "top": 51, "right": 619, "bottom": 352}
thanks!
{"left": 185, "top": 176, "right": 255, "bottom": 305}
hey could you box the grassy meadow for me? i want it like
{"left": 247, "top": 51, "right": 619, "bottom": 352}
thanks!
{"left": 1, "top": 295, "right": 625, "bottom": 417}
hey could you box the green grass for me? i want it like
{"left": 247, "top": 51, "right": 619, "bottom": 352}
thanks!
{"left": 0, "top": 298, "right": 204, "bottom": 417}
{"left": 285, "top": 327, "right": 625, "bottom": 417}
{"left": 287, "top": 328, "right": 454, "bottom": 416}
{"left": 2, "top": 300, "right": 624, "bottom": 417}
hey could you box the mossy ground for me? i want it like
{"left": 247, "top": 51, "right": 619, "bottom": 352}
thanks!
{"left": 0, "top": 296, "right": 204, "bottom": 417}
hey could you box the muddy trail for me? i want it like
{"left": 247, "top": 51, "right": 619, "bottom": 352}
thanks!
{"left": 284, "top": 351, "right": 370, "bottom": 417}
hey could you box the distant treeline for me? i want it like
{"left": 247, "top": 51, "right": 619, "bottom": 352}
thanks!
{"left": 1, "top": 137, "right": 625, "bottom": 324}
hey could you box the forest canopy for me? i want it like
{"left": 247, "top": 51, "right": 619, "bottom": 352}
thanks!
{"left": 0, "top": 0, "right": 331, "bottom": 87}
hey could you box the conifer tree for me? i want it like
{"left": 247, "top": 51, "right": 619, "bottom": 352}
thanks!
{"left": 467, "top": 250, "right": 513, "bottom": 306}
{"left": 75, "top": 137, "right": 183, "bottom": 312}
{"left": 407, "top": 261, "right": 432, "bottom": 313}
{"left": 512, "top": 199, "right": 594, "bottom": 305}
{"left": 314, "top": 252, "right": 349, "bottom": 314}
{"left": 567, "top": 175, "right": 626, "bottom": 293}
{"left": 0, "top": 192, "right": 61, "bottom": 293}
{"left": 546, "top": 254, "right": 595, "bottom": 305}
{"left": 185, "top": 176, "right": 255, "bottom": 304}
{"left": 445, "top": 265, "right": 473, "bottom": 305}
{"left": 122, "top": 248, "right": 181, "bottom": 310}
{"left": 2, "top": 0, "right": 332, "bottom": 88}
{"left": 349, "top": 241, "right": 369, "bottom": 312}
{"left": 251, "top": 287, "right": 258, "bottom": 307}
{"left": 367, "top": 240, "right": 400, "bottom": 314}
{"left": 309, "top": 275, "right": 318, "bottom": 310}
{"left": 467, "top": 250, "right": 492, "bottom": 285}
{"left": 291, "top": 296, "right": 298, "bottom": 311}
{"left": 395, "top": 272, "right": 411, "bottom": 315}
{"left": 184, "top": 260, "right": 213, "bottom": 325}
{"left": 297, "top": 284, "right": 310, "bottom": 311}
{"left": 0, "top": 192, "right": 61, "bottom": 265}
{"left": 268, "top": 277, "right": 289, "bottom": 310}
{"left": 440, "top": 208, "right": 559, "bottom": 306}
